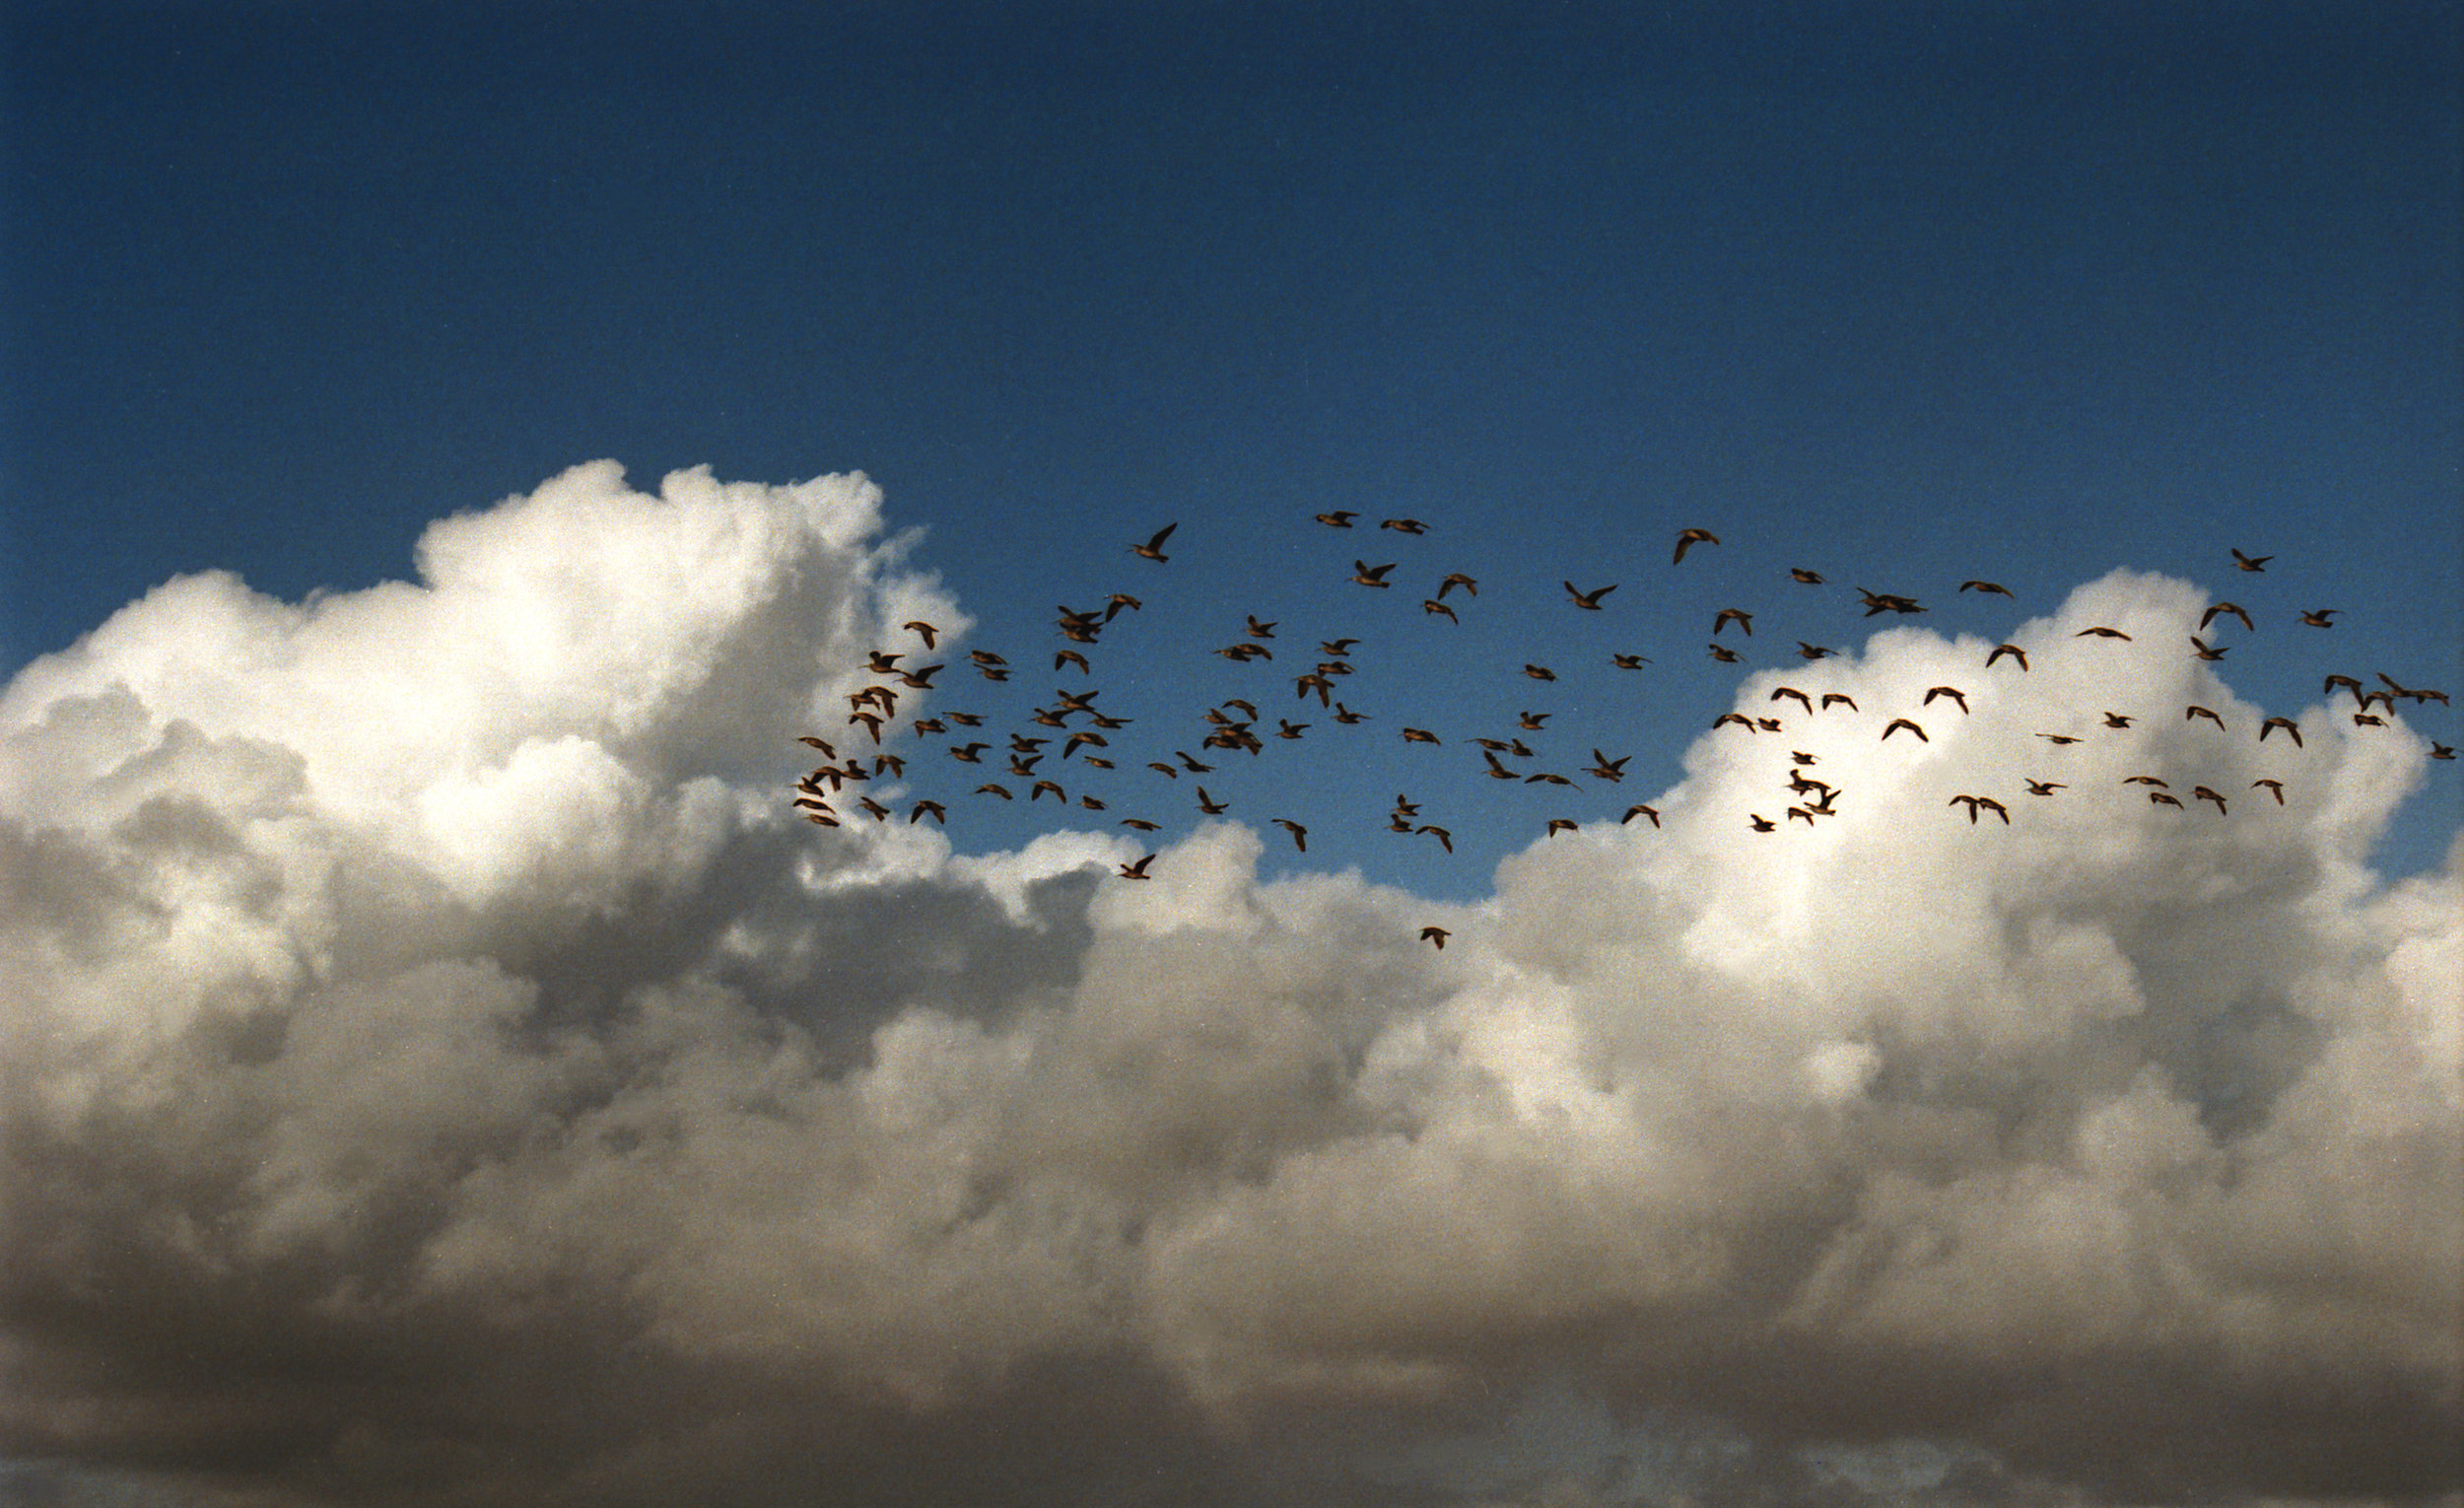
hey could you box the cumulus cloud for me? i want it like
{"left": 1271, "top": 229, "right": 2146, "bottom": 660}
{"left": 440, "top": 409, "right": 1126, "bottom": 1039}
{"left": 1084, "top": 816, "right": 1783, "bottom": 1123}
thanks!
{"left": 2, "top": 467, "right": 2456, "bottom": 1507}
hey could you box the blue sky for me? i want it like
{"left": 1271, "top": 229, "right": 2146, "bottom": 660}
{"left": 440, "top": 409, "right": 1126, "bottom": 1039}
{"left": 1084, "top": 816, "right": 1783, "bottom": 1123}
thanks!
{"left": 5, "top": 0, "right": 2457, "bottom": 895}
{"left": 3, "top": 5, "right": 2460, "bottom": 1505}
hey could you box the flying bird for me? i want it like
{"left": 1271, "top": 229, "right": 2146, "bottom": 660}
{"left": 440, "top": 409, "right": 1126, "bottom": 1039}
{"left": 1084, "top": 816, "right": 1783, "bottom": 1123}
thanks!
{"left": 1986, "top": 644, "right": 2029, "bottom": 670}
{"left": 1611, "top": 652, "right": 1651, "bottom": 669}
{"left": 1351, "top": 561, "right": 1397, "bottom": 587}
{"left": 1271, "top": 818, "right": 1308, "bottom": 851}
{"left": 1882, "top": 718, "right": 1928, "bottom": 742}
{"left": 1790, "top": 568, "right": 1826, "bottom": 584}
{"left": 1130, "top": 522, "right": 1178, "bottom": 562}
{"left": 1422, "top": 599, "right": 1459, "bottom": 623}
{"left": 1797, "top": 643, "right": 1836, "bottom": 660}
{"left": 2252, "top": 779, "right": 2286, "bottom": 802}
{"left": 1315, "top": 511, "right": 1357, "bottom": 527}
{"left": 1820, "top": 693, "right": 1859, "bottom": 711}
{"left": 2200, "top": 602, "right": 2255, "bottom": 633}
{"left": 2185, "top": 705, "right": 2225, "bottom": 729}
{"left": 2297, "top": 608, "right": 2338, "bottom": 627}
{"left": 1949, "top": 794, "right": 2010, "bottom": 824}
{"left": 1621, "top": 804, "right": 1662, "bottom": 828}
{"left": 2192, "top": 787, "right": 2229, "bottom": 814}
{"left": 2230, "top": 548, "right": 2272, "bottom": 572}
{"left": 1565, "top": 582, "right": 1617, "bottom": 609}
{"left": 1419, "top": 925, "right": 1450, "bottom": 948}
{"left": 2076, "top": 626, "right": 2131, "bottom": 640}
{"left": 1382, "top": 517, "right": 1429, "bottom": 534}
{"left": 1117, "top": 855, "right": 1156, "bottom": 879}
{"left": 2259, "top": 717, "right": 2302, "bottom": 746}
{"left": 1770, "top": 687, "right": 1814, "bottom": 713}
{"left": 1673, "top": 527, "right": 1719, "bottom": 564}
{"left": 2188, "top": 637, "right": 2228, "bottom": 661}
{"left": 1923, "top": 686, "right": 1970, "bottom": 714}
{"left": 1959, "top": 581, "right": 2014, "bottom": 597}
{"left": 2023, "top": 779, "right": 2066, "bottom": 795}
{"left": 1711, "top": 607, "right": 1753, "bottom": 637}
{"left": 902, "top": 619, "right": 940, "bottom": 648}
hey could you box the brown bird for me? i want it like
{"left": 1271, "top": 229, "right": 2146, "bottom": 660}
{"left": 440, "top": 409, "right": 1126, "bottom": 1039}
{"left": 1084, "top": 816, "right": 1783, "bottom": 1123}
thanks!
{"left": 1402, "top": 727, "right": 1441, "bottom": 744}
{"left": 797, "top": 735, "right": 837, "bottom": 755}
{"left": 1959, "top": 581, "right": 2014, "bottom": 597}
{"left": 856, "top": 796, "right": 891, "bottom": 821}
{"left": 2258, "top": 717, "right": 2302, "bottom": 747}
{"left": 2148, "top": 791, "right": 2184, "bottom": 808}
{"left": 2353, "top": 713, "right": 2385, "bottom": 727}
{"left": 2188, "top": 636, "right": 2228, "bottom": 661}
{"left": 1611, "top": 652, "right": 1652, "bottom": 669}
{"left": 1078, "top": 794, "right": 1107, "bottom": 810}
{"left": 2023, "top": 779, "right": 2066, "bottom": 795}
{"left": 2297, "top": 608, "right": 2338, "bottom": 627}
{"left": 1545, "top": 818, "right": 1580, "bottom": 836}
{"left": 2230, "top": 548, "right": 2272, "bottom": 572}
{"left": 902, "top": 619, "right": 940, "bottom": 649}
{"left": 1770, "top": 687, "right": 1814, "bottom": 713}
{"left": 1055, "top": 649, "right": 1092, "bottom": 674}
{"left": 1798, "top": 643, "right": 1836, "bottom": 660}
{"left": 2075, "top": 626, "right": 2131, "bottom": 640}
{"left": 974, "top": 783, "right": 1013, "bottom": 799}
{"left": 2185, "top": 705, "right": 2225, "bottom": 729}
{"left": 1244, "top": 615, "right": 1277, "bottom": 639}
{"left": 1422, "top": 598, "right": 1459, "bottom": 623}
{"left": 1882, "top": 718, "right": 1928, "bottom": 742}
{"left": 1103, "top": 592, "right": 1141, "bottom": 619}
{"left": 2252, "top": 779, "right": 2287, "bottom": 802}
{"left": 1584, "top": 750, "right": 1631, "bottom": 782}
{"left": 1351, "top": 561, "right": 1397, "bottom": 587}
{"left": 1416, "top": 825, "right": 1454, "bottom": 853}
{"left": 1196, "top": 788, "right": 1229, "bottom": 814}
{"left": 1790, "top": 567, "right": 1826, "bottom": 584}
{"left": 2430, "top": 744, "right": 2456, "bottom": 761}
{"left": 1713, "top": 713, "right": 1758, "bottom": 732}
{"left": 1949, "top": 794, "right": 2010, "bottom": 824}
{"left": 909, "top": 800, "right": 947, "bottom": 824}
{"left": 1924, "top": 686, "right": 1969, "bottom": 714}
{"left": 1747, "top": 814, "right": 1776, "bottom": 832}
{"left": 2103, "top": 712, "right": 2136, "bottom": 728}
{"left": 1419, "top": 925, "right": 1450, "bottom": 948}
{"left": 1117, "top": 854, "right": 1156, "bottom": 879}
{"left": 1435, "top": 574, "right": 1477, "bottom": 599}
{"left": 1315, "top": 511, "right": 1358, "bottom": 527}
{"left": 2124, "top": 775, "right": 2170, "bottom": 787}
{"left": 2038, "top": 732, "right": 2082, "bottom": 745}
{"left": 1711, "top": 607, "right": 1753, "bottom": 637}
{"left": 1271, "top": 818, "right": 1308, "bottom": 851}
{"left": 1030, "top": 780, "right": 1066, "bottom": 802}
{"left": 1523, "top": 664, "right": 1557, "bottom": 681}
{"left": 1621, "top": 804, "right": 1662, "bottom": 828}
{"left": 1517, "top": 710, "right": 1551, "bottom": 730}
{"left": 1382, "top": 517, "right": 1429, "bottom": 534}
{"left": 2199, "top": 602, "right": 2255, "bottom": 633}
{"left": 1986, "top": 644, "right": 2029, "bottom": 670}
{"left": 2191, "top": 787, "right": 2228, "bottom": 814}
{"left": 1707, "top": 644, "right": 1742, "bottom": 664}
{"left": 1820, "top": 693, "right": 1859, "bottom": 711}
{"left": 1674, "top": 527, "right": 1720, "bottom": 564}
{"left": 1129, "top": 522, "right": 1178, "bottom": 561}
{"left": 1565, "top": 581, "right": 1617, "bottom": 609}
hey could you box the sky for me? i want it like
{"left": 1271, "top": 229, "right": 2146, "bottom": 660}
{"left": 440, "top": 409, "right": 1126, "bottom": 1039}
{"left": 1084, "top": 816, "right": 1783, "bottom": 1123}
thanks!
{"left": 2, "top": 3, "right": 2460, "bottom": 1506}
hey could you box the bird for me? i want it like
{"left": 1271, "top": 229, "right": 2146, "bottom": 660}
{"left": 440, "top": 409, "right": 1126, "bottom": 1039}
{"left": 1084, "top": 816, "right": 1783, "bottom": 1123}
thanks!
{"left": 1320, "top": 638, "right": 1361, "bottom": 654}
{"left": 2023, "top": 779, "right": 2066, "bottom": 795}
{"left": 1797, "top": 643, "right": 1836, "bottom": 660}
{"left": 1055, "top": 650, "right": 1091, "bottom": 674}
{"left": 1565, "top": 582, "right": 1616, "bottom": 609}
{"left": 1987, "top": 644, "right": 2029, "bottom": 670}
{"left": 1130, "top": 522, "right": 1178, "bottom": 562}
{"left": 1584, "top": 750, "right": 1631, "bottom": 782}
{"left": 2297, "top": 608, "right": 2338, "bottom": 628}
{"left": 1381, "top": 517, "right": 1429, "bottom": 534}
{"left": 1402, "top": 727, "right": 1441, "bottom": 744}
{"left": 2252, "top": 779, "right": 2286, "bottom": 802}
{"left": 1422, "top": 599, "right": 1459, "bottom": 623}
{"left": 974, "top": 783, "right": 1012, "bottom": 799}
{"left": 2149, "top": 791, "right": 2184, "bottom": 809}
{"left": 2103, "top": 712, "right": 2136, "bottom": 728}
{"left": 1351, "top": 561, "right": 1397, "bottom": 587}
{"left": 1196, "top": 788, "right": 1229, "bottom": 814}
{"left": 2038, "top": 732, "right": 2082, "bottom": 745}
{"left": 1545, "top": 818, "right": 1580, "bottom": 836}
{"left": 796, "top": 735, "right": 837, "bottom": 755}
{"left": 2200, "top": 602, "right": 2255, "bottom": 633}
{"left": 1316, "top": 511, "right": 1358, "bottom": 527}
{"left": 1707, "top": 644, "right": 1742, "bottom": 664}
{"left": 1924, "top": 686, "right": 1970, "bottom": 714}
{"left": 2430, "top": 744, "right": 2456, "bottom": 761}
{"left": 2188, "top": 636, "right": 2229, "bottom": 661}
{"left": 1674, "top": 527, "right": 1719, "bottom": 564}
{"left": 1711, "top": 607, "right": 1753, "bottom": 637}
{"left": 1621, "top": 804, "right": 1662, "bottom": 828}
{"left": 1770, "top": 687, "right": 1814, "bottom": 713}
{"left": 1611, "top": 652, "right": 1652, "bottom": 669}
{"left": 2258, "top": 717, "right": 2302, "bottom": 747}
{"left": 1030, "top": 780, "right": 1065, "bottom": 802}
{"left": 1820, "top": 693, "right": 1859, "bottom": 711}
{"left": 1419, "top": 925, "right": 1450, "bottom": 949}
{"left": 902, "top": 619, "right": 940, "bottom": 649}
{"left": 1950, "top": 794, "right": 2010, "bottom": 824}
{"left": 1747, "top": 814, "right": 1776, "bottom": 832}
{"left": 1416, "top": 825, "right": 1453, "bottom": 853}
{"left": 1271, "top": 818, "right": 1307, "bottom": 851}
{"left": 1523, "top": 664, "right": 1557, "bottom": 682}
{"left": 2229, "top": 548, "right": 2272, "bottom": 572}
{"left": 1245, "top": 615, "right": 1277, "bottom": 639}
{"left": 2191, "top": 787, "right": 2228, "bottom": 814}
{"left": 909, "top": 800, "right": 947, "bottom": 824}
{"left": 1103, "top": 592, "right": 1141, "bottom": 619}
{"left": 1959, "top": 581, "right": 2014, "bottom": 598}
{"left": 1882, "top": 719, "right": 1928, "bottom": 742}
{"left": 2124, "top": 775, "right": 2170, "bottom": 788}
{"left": 2185, "top": 705, "right": 2224, "bottom": 729}
{"left": 1790, "top": 568, "right": 1826, "bottom": 584}
{"left": 1117, "top": 855, "right": 1156, "bottom": 879}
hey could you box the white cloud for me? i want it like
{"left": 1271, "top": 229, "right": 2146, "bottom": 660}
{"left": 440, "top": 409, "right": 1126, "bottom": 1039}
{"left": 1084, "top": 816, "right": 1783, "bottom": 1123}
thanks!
{"left": 2, "top": 467, "right": 2455, "bottom": 1508}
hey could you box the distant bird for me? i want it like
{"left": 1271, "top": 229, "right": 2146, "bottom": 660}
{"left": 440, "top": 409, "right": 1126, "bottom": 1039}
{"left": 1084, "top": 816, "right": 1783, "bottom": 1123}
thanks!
{"left": 1416, "top": 825, "right": 1453, "bottom": 853}
{"left": 1790, "top": 567, "right": 1826, "bottom": 584}
{"left": 2430, "top": 743, "right": 2455, "bottom": 761}
{"left": 1987, "top": 644, "right": 2029, "bottom": 670}
{"left": 2259, "top": 717, "right": 2302, "bottom": 747}
{"left": 1130, "top": 522, "right": 1178, "bottom": 562}
{"left": 1923, "top": 686, "right": 1970, "bottom": 714}
{"left": 1321, "top": 638, "right": 1361, "bottom": 654}
{"left": 2124, "top": 775, "right": 2170, "bottom": 788}
{"left": 2199, "top": 602, "right": 2255, "bottom": 633}
{"left": 1959, "top": 581, "right": 2014, "bottom": 598}
{"left": 1545, "top": 819, "right": 1580, "bottom": 836}
{"left": 1271, "top": 818, "right": 1308, "bottom": 851}
{"left": 1820, "top": 693, "right": 1859, "bottom": 711}
{"left": 1419, "top": 925, "right": 1450, "bottom": 949}
{"left": 1351, "top": 561, "right": 1397, "bottom": 587}
{"left": 1382, "top": 517, "right": 1429, "bottom": 534}
{"left": 1245, "top": 615, "right": 1277, "bottom": 639}
{"left": 1707, "top": 644, "right": 1742, "bottom": 664}
{"left": 2252, "top": 779, "right": 2286, "bottom": 802}
{"left": 1711, "top": 608, "right": 1753, "bottom": 637}
{"left": 2353, "top": 713, "right": 2385, "bottom": 727}
{"left": 902, "top": 619, "right": 940, "bottom": 649}
{"left": 2192, "top": 787, "right": 2228, "bottom": 814}
{"left": 2185, "top": 705, "right": 2225, "bottom": 729}
{"left": 1523, "top": 664, "right": 1557, "bottom": 681}
{"left": 797, "top": 735, "right": 837, "bottom": 755}
{"left": 2038, "top": 733, "right": 2081, "bottom": 745}
{"left": 1315, "top": 511, "right": 1357, "bottom": 527}
{"left": 1673, "top": 527, "right": 1719, "bottom": 564}
{"left": 1422, "top": 599, "right": 1459, "bottom": 623}
{"left": 2323, "top": 673, "right": 2366, "bottom": 702}
{"left": 1565, "top": 582, "right": 1617, "bottom": 609}
{"left": 2023, "top": 779, "right": 2065, "bottom": 795}
{"left": 1333, "top": 703, "right": 1368, "bottom": 724}
{"left": 1103, "top": 592, "right": 1141, "bottom": 619}
{"left": 1611, "top": 652, "right": 1652, "bottom": 669}
{"left": 910, "top": 799, "right": 947, "bottom": 824}
{"left": 2103, "top": 712, "right": 2136, "bottom": 728}
{"left": 1517, "top": 710, "right": 1550, "bottom": 730}
{"left": 1949, "top": 794, "right": 2010, "bottom": 824}
{"left": 1882, "top": 718, "right": 1928, "bottom": 742}
{"left": 1770, "top": 687, "right": 1814, "bottom": 713}
{"left": 2076, "top": 626, "right": 2131, "bottom": 641}
{"left": 1747, "top": 814, "right": 1776, "bottom": 832}
{"left": 1713, "top": 713, "right": 1757, "bottom": 732}
{"left": 948, "top": 742, "right": 989, "bottom": 763}
{"left": 2149, "top": 791, "right": 2184, "bottom": 809}
{"left": 1055, "top": 649, "right": 1091, "bottom": 674}
{"left": 1030, "top": 781, "right": 1065, "bottom": 802}
{"left": 1797, "top": 643, "right": 1836, "bottom": 660}
{"left": 2188, "top": 637, "right": 2228, "bottom": 661}
{"left": 1585, "top": 750, "right": 1631, "bottom": 782}
{"left": 1196, "top": 788, "right": 1229, "bottom": 814}
{"left": 1434, "top": 574, "right": 1477, "bottom": 600}
{"left": 1403, "top": 726, "right": 1441, "bottom": 744}
{"left": 2297, "top": 608, "right": 2339, "bottom": 628}
{"left": 1621, "top": 804, "right": 1662, "bottom": 828}
{"left": 1078, "top": 795, "right": 1107, "bottom": 810}
{"left": 2230, "top": 548, "right": 2271, "bottom": 572}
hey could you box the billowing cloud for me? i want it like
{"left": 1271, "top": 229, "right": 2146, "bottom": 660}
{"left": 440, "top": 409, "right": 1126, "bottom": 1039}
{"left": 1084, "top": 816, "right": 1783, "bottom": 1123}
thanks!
{"left": 2, "top": 467, "right": 2456, "bottom": 1507}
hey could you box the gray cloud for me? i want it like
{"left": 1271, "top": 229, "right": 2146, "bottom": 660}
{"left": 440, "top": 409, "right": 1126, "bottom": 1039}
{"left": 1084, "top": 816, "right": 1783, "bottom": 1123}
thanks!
{"left": 2, "top": 467, "right": 2455, "bottom": 1507}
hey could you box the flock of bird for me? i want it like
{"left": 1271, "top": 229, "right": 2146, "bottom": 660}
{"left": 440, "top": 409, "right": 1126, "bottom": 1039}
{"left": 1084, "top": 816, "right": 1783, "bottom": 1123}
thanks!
{"left": 789, "top": 516, "right": 2451, "bottom": 943}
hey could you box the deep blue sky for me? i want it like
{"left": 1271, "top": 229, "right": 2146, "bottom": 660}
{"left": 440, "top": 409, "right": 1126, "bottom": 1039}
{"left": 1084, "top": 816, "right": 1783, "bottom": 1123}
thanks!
{"left": 5, "top": 0, "right": 2458, "bottom": 891}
